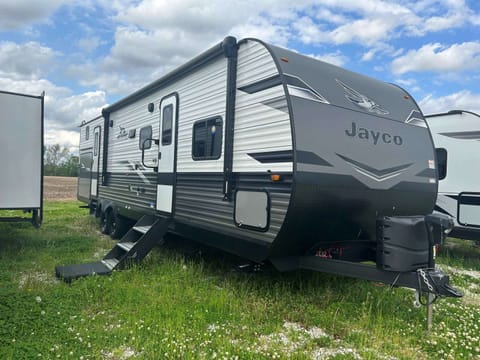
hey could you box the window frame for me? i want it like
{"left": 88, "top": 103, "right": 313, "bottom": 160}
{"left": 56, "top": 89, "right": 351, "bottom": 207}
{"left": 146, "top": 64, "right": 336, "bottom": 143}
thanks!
{"left": 191, "top": 116, "right": 223, "bottom": 161}
{"left": 139, "top": 125, "right": 153, "bottom": 150}
{"left": 161, "top": 104, "right": 173, "bottom": 146}
{"left": 93, "top": 130, "right": 99, "bottom": 156}
{"left": 85, "top": 125, "right": 90, "bottom": 141}
{"left": 436, "top": 148, "right": 447, "bottom": 180}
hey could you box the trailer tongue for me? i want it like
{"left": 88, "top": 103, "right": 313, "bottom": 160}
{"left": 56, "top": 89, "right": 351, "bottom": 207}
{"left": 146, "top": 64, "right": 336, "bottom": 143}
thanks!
{"left": 272, "top": 213, "right": 461, "bottom": 299}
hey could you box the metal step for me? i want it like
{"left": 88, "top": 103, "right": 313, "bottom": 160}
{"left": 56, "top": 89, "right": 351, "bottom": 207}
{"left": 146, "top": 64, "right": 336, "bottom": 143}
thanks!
{"left": 101, "top": 258, "right": 119, "bottom": 270}
{"left": 133, "top": 225, "right": 152, "bottom": 234}
{"left": 55, "top": 262, "right": 111, "bottom": 283}
{"left": 56, "top": 215, "right": 171, "bottom": 282}
{"left": 117, "top": 241, "right": 135, "bottom": 252}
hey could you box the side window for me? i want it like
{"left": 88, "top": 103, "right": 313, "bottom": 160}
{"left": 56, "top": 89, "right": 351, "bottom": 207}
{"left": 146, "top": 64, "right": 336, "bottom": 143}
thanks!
{"left": 162, "top": 104, "right": 173, "bottom": 145}
{"left": 192, "top": 117, "right": 223, "bottom": 160}
{"left": 94, "top": 130, "right": 99, "bottom": 156}
{"left": 85, "top": 126, "right": 90, "bottom": 140}
{"left": 436, "top": 148, "right": 447, "bottom": 180}
{"left": 139, "top": 126, "right": 152, "bottom": 150}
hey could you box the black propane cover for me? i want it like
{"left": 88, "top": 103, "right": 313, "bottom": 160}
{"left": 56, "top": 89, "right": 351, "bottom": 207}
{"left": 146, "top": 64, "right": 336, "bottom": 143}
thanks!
{"left": 376, "top": 216, "right": 429, "bottom": 272}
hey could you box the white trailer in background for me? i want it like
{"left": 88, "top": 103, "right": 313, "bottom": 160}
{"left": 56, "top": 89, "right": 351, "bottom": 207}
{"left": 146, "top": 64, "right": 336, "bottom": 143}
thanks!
{"left": 0, "top": 90, "right": 44, "bottom": 227}
{"left": 425, "top": 110, "right": 480, "bottom": 241}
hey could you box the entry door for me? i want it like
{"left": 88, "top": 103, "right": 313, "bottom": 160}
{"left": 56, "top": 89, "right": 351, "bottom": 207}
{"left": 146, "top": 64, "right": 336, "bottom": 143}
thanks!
{"left": 91, "top": 126, "right": 101, "bottom": 197}
{"left": 156, "top": 94, "right": 178, "bottom": 213}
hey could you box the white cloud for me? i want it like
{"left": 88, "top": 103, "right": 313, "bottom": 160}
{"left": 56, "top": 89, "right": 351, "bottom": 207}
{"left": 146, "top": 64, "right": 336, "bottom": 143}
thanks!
{"left": 0, "top": 0, "right": 65, "bottom": 29}
{"left": 420, "top": 91, "right": 480, "bottom": 115}
{"left": 0, "top": 41, "right": 58, "bottom": 80}
{"left": 46, "top": 90, "right": 107, "bottom": 149}
{"left": 48, "top": 91, "right": 107, "bottom": 131}
{"left": 115, "top": 0, "right": 260, "bottom": 33}
{"left": 391, "top": 42, "right": 480, "bottom": 74}
{"left": 231, "top": 16, "right": 291, "bottom": 46}
{"left": 77, "top": 36, "right": 102, "bottom": 53}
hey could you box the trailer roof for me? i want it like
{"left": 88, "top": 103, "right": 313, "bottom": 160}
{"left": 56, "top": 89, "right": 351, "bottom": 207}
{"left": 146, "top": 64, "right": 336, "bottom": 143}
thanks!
{"left": 102, "top": 37, "right": 236, "bottom": 115}
{"left": 425, "top": 110, "right": 480, "bottom": 119}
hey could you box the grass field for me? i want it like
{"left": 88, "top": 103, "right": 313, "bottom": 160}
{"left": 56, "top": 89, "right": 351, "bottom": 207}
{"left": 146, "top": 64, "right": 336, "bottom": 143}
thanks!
{"left": 1, "top": 201, "right": 480, "bottom": 359}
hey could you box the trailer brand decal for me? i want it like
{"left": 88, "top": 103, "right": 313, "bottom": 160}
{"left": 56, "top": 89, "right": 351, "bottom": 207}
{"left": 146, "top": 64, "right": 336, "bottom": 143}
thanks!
{"left": 118, "top": 160, "right": 151, "bottom": 184}
{"left": 405, "top": 109, "right": 427, "bottom": 128}
{"left": 117, "top": 126, "right": 128, "bottom": 139}
{"left": 345, "top": 122, "right": 403, "bottom": 145}
{"left": 283, "top": 74, "right": 330, "bottom": 104}
{"left": 336, "top": 79, "right": 389, "bottom": 115}
{"left": 336, "top": 153, "right": 412, "bottom": 182}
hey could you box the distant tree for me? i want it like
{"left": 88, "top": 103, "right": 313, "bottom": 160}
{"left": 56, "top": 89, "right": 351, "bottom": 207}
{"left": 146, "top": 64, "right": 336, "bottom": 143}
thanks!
{"left": 44, "top": 144, "right": 76, "bottom": 176}
{"left": 64, "top": 155, "right": 79, "bottom": 177}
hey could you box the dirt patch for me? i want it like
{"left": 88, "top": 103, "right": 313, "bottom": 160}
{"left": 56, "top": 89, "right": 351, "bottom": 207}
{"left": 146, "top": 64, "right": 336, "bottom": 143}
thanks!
{"left": 43, "top": 176, "right": 77, "bottom": 200}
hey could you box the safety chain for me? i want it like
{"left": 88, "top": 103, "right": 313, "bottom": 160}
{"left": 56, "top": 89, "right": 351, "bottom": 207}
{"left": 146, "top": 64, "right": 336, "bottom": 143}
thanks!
{"left": 418, "top": 268, "right": 435, "bottom": 292}
{"left": 414, "top": 268, "right": 438, "bottom": 307}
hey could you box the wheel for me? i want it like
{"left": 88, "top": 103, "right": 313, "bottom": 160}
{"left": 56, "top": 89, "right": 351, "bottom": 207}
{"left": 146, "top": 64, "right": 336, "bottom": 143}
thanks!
{"left": 94, "top": 205, "right": 102, "bottom": 218}
{"left": 110, "top": 212, "right": 129, "bottom": 239}
{"left": 88, "top": 201, "right": 95, "bottom": 215}
{"left": 100, "top": 211, "right": 110, "bottom": 235}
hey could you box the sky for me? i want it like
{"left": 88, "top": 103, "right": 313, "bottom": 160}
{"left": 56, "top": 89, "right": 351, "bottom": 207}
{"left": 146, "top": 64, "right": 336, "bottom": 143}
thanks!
{"left": 1, "top": 0, "right": 479, "bottom": 151}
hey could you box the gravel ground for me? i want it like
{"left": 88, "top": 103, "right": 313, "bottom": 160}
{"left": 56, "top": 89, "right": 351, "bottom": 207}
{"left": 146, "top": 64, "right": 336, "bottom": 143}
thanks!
{"left": 43, "top": 176, "right": 77, "bottom": 200}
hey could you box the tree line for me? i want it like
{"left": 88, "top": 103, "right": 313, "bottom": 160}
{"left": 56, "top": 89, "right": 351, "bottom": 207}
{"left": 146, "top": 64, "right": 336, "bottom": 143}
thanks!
{"left": 44, "top": 144, "right": 79, "bottom": 177}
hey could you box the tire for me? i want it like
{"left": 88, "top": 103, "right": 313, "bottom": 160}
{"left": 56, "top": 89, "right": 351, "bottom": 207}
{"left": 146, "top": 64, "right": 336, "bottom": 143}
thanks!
{"left": 109, "top": 212, "right": 129, "bottom": 239}
{"left": 100, "top": 211, "right": 110, "bottom": 235}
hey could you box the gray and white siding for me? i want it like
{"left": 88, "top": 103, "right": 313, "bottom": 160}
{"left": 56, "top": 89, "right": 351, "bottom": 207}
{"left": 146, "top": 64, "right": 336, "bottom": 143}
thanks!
{"left": 97, "top": 39, "right": 294, "bottom": 253}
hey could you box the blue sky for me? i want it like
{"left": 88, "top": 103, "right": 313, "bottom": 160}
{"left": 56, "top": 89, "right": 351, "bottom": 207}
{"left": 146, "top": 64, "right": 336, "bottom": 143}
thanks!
{"left": 1, "top": 0, "right": 479, "bottom": 149}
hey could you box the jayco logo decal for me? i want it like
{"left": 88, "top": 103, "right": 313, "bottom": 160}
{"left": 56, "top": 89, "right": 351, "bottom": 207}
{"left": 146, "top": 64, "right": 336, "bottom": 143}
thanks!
{"left": 336, "top": 79, "right": 389, "bottom": 115}
{"left": 117, "top": 126, "right": 128, "bottom": 139}
{"left": 345, "top": 122, "right": 403, "bottom": 145}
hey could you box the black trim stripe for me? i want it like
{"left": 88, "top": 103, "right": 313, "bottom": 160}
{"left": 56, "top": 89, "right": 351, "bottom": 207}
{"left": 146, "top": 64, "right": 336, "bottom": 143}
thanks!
{"left": 238, "top": 75, "right": 282, "bottom": 94}
{"left": 248, "top": 150, "right": 293, "bottom": 163}
{"left": 434, "top": 205, "right": 453, "bottom": 217}
{"left": 296, "top": 150, "right": 332, "bottom": 167}
{"left": 157, "top": 173, "right": 175, "bottom": 185}
{"left": 458, "top": 195, "right": 480, "bottom": 206}
{"left": 222, "top": 37, "right": 238, "bottom": 200}
{"left": 415, "top": 168, "right": 436, "bottom": 178}
{"left": 439, "top": 130, "right": 480, "bottom": 140}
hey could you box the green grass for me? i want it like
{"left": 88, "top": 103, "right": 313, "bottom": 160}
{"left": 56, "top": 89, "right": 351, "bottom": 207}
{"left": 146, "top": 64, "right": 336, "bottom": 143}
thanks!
{"left": 1, "top": 201, "right": 479, "bottom": 359}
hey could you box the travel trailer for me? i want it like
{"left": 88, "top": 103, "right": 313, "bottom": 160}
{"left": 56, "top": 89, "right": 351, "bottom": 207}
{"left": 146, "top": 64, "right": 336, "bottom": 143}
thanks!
{"left": 0, "top": 90, "right": 44, "bottom": 227}
{"left": 57, "top": 37, "right": 460, "bottom": 302}
{"left": 425, "top": 110, "right": 480, "bottom": 241}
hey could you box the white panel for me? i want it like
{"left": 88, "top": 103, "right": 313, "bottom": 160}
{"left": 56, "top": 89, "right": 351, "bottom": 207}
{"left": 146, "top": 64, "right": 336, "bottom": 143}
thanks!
{"left": 426, "top": 112, "right": 480, "bottom": 195}
{"left": 91, "top": 179, "right": 98, "bottom": 196}
{"left": 233, "top": 40, "right": 293, "bottom": 173}
{"left": 156, "top": 184, "right": 173, "bottom": 213}
{"left": 235, "top": 190, "right": 268, "bottom": 229}
{"left": 0, "top": 92, "right": 42, "bottom": 208}
{"left": 107, "top": 57, "right": 227, "bottom": 175}
{"left": 459, "top": 204, "right": 480, "bottom": 227}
